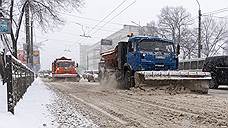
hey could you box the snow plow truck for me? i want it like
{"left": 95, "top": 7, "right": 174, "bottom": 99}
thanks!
{"left": 99, "top": 34, "right": 211, "bottom": 94}
{"left": 52, "top": 57, "right": 80, "bottom": 82}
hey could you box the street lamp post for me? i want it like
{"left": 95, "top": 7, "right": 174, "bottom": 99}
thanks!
{"left": 195, "top": 0, "right": 202, "bottom": 58}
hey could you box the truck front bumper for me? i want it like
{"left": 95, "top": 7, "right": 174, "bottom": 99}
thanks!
{"left": 52, "top": 74, "right": 79, "bottom": 78}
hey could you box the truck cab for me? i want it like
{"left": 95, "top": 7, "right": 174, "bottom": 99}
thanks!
{"left": 115, "top": 35, "right": 180, "bottom": 88}
{"left": 52, "top": 57, "right": 80, "bottom": 81}
{"left": 125, "top": 36, "right": 179, "bottom": 72}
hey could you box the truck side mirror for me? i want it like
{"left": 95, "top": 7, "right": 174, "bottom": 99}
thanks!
{"left": 176, "top": 44, "right": 180, "bottom": 55}
{"left": 76, "top": 63, "right": 79, "bottom": 67}
{"left": 128, "top": 42, "right": 133, "bottom": 52}
{"left": 129, "top": 47, "right": 134, "bottom": 52}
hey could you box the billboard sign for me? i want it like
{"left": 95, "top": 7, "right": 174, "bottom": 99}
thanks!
{"left": 0, "top": 18, "right": 11, "bottom": 34}
{"left": 101, "top": 39, "right": 112, "bottom": 45}
{"left": 33, "top": 50, "right": 40, "bottom": 64}
{"left": 17, "top": 50, "right": 27, "bottom": 64}
{"left": 33, "top": 50, "right": 41, "bottom": 73}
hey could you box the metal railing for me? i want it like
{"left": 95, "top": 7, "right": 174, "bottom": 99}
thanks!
{"left": 5, "top": 55, "right": 34, "bottom": 114}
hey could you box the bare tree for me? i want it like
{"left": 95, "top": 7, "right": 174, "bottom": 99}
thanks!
{"left": 201, "top": 16, "right": 228, "bottom": 57}
{"left": 145, "top": 21, "right": 159, "bottom": 36}
{"left": 180, "top": 27, "right": 198, "bottom": 59}
{"left": 224, "top": 43, "right": 228, "bottom": 55}
{"left": 5, "top": 0, "right": 83, "bottom": 57}
{"left": 155, "top": 6, "right": 198, "bottom": 59}
{"left": 157, "top": 6, "right": 192, "bottom": 45}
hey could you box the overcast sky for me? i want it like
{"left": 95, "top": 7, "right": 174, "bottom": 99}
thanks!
{"left": 31, "top": 0, "right": 228, "bottom": 70}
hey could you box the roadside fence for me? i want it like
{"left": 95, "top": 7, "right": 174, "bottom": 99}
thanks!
{"left": 5, "top": 55, "right": 34, "bottom": 114}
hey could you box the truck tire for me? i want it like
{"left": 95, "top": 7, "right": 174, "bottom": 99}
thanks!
{"left": 76, "top": 78, "right": 80, "bottom": 82}
{"left": 124, "top": 70, "right": 131, "bottom": 89}
{"left": 209, "top": 78, "right": 219, "bottom": 89}
{"left": 75, "top": 76, "right": 80, "bottom": 82}
{"left": 124, "top": 70, "right": 134, "bottom": 89}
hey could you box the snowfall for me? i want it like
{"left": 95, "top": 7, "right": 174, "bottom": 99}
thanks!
{"left": 0, "top": 78, "right": 96, "bottom": 128}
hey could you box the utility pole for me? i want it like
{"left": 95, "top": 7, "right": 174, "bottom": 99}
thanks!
{"left": 0, "top": 0, "right": 3, "bottom": 54}
{"left": 196, "top": 0, "right": 202, "bottom": 58}
{"left": 30, "top": 20, "right": 33, "bottom": 68}
{"left": 25, "top": 1, "right": 30, "bottom": 67}
{"left": 0, "top": 0, "right": 2, "bottom": 14}
{"left": 198, "top": 9, "right": 202, "bottom": 58}
{"left": 86, "top": 55, "right": 89, "bottom": 70}
{"left": 0, "top": 0, "right": 4, "bottom": 17}
{"left": 0, "top": 0, "right": 2, "bottom": 22}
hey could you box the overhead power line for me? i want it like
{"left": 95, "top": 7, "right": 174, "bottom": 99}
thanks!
{"left": 186, "top": 7, "right": 228, "bottom": 23}
{"left": 203, "top": 7, "right": 228, "bottom": 16}
{"left": 71, "top": 0, "right": 133, "bottom": 46}
{"left": 63, "top": 13, "right": 124, "bottom": 26}
{"left": 210, "top": 15, "right": 228, "bottom": 19}
{"left": 91, "top": 0, "right": 136, "bottom": 36}
{"left": 69, "top": 21, "right": 119, "bottom": 32}
{"left": 46, "top": 38, "right": 82, "bottom": 43}
{"left": 74, "top": 0, "right": 136, "bottom": 47}
{"left": 86, "top": 0, "right": 128, "bottom": 35}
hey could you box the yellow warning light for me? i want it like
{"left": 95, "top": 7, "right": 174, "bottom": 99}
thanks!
{"left": 127, "top": 32, "right": 134, "bottom": 37}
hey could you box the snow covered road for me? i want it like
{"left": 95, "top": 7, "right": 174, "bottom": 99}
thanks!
{"left": 46, "top": 79, "right": 228, "bottom": 128}
{"left": 1, "top": 78, "right": 228, "bottom": 128}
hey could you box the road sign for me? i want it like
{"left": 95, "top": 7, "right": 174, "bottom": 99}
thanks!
{"left": 101, "top": 39, "right": 112, "bottom": 45}
{"left": 0, "top": 18, "right": 11, "bottom": 34}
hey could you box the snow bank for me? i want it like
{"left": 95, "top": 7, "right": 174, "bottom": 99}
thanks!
{"left": 0, "top": 78, "right": 55, "bottom": 128}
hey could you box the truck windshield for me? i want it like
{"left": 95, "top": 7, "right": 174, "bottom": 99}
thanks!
{"left": 138, "top": 41, "right": 174, "bottom": 53}
{"left": 57, "top": 62, "right": 75, "bottom": 67}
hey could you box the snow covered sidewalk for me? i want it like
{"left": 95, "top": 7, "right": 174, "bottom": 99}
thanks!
{"left": 0, "top": 78, "right": 97, "bottom": 128}
{"left": 0, "top": 78, "right": 55, "bottom": 128}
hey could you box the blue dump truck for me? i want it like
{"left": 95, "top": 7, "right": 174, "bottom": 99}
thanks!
{"left": 99, "top": 34, "right": 211, "bottom": 94}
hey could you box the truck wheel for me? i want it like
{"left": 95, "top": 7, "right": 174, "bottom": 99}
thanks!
{"left": 124, "top": 70, "right": 132, "bottom": 89}
{"left": 209, "top": 79, "right": 219, "bottom": 89}
{"left": 76, "top": 78, "right": 80, "bottom": 82}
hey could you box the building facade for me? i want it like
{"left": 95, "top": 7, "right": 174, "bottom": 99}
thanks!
{"left": 85, "top": 25, "right": 153, "bottom": 70}
{"left": 79, "top": 44, "right": 88, "bottom": 70}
